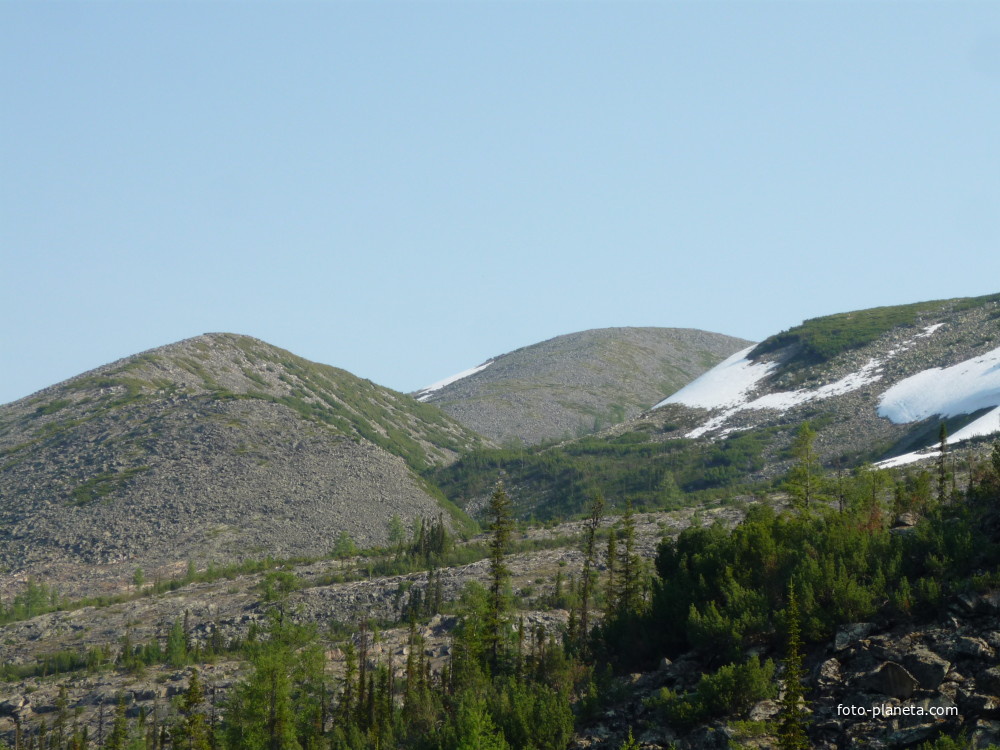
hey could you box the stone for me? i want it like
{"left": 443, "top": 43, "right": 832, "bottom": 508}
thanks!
{"left": 961, "top": 693, "right": 1000, "bottom": 720}
{"left": 887, "top": 723, "right": 939, "bottom": 746}
{"left": 864, "top": 661, "right": 919, "bottom": 699}
{"left": 835, "top": 622, "right": 877, "bottom": 651}
{"left": 981, "top": 666, "right": 1000, "bottom": 694}
{"left": 0, "top": 696, "right": 26, "bottom": 717}
{"left": 748, "top": 699, "right": 780, "bottom": 721}
{"left": 816, "top": 658, "right": 842, "bottom": 689}
{"left": 981, "top": 591, "right": 1000, "bottom": 613}
{"left": 971, "top": 719, "right": 1000, "bottom": 749}
{"left": 901, "top": 647, "right": 951, "bottom": 690}
{"left": 957, "top": 636, "right": 995, "bottom": 660}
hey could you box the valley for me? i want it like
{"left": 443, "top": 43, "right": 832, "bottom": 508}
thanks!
{"left": 3, "top": 294, "right": 1000, "bottom": 748}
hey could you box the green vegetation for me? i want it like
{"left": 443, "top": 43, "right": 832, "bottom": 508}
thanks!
{"left": 69, "top": 466, "right": 150, "bottom": 506}
{"left": 598, "top": 456, "right": 1000, "bottom": 678}
{"left": 647, "top": 656, "right": 776, "bottom": 730}
{"left": 8, "top": 448, "right": 1000, "bottom": 748}
{"left": 751, "top": 292, "right": 1000, "bottom": 369}
{"left": 430, "top": 429, "right": 777, "bottom": 519}
{"left": 34, "top": 398, "right": 71, "bottom": 415}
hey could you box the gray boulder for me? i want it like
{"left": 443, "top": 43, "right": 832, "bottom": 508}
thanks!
{"left": 901, "top": 647, "right": 951, "bottom": 690}
{"left": 835, "top": 622, "right": 877, "bottom": 651}
{"left": 864, "top": 661, "right": 919, "bottom": 699}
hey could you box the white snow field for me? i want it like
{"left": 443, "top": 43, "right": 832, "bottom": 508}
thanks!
{"left": 877, "top": 344, "right": 1000, "bottom": 424}
{"left": 653, "top": 346, "right": 776, "bottom": 411}
{"left": 414, "top": 361, "right": 494, "bottom": 402}
{"left": 655, "top": 346, "right": 886, "bottom": 438}
{"left": 651, "top": 320, "right": 999, "bottom": 464}
{"left": 875, "top": 344, "right": 1000, "bottom": 466}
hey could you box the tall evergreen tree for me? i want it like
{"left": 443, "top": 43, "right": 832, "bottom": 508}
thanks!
{"left": 175, "top": 668, "right": 211, "bottom": 750}
{"left": 604, "top": 530, "right": 618, "bottom": 617}
{"left": 785, "top": 423, "right": 822, "bottom": 508}
{"left": 223, "top": 630, "right": 302, "bottom": 750}
{"left": 104, "top": 696, "right": 128, "bottom": 750}
{"left": 937, "top": 424, "right": 950, "bottom": 504}
{"left": 485, "top": 481, "right": 514, "bottom": 670}
{"left": 778, "top": 586, "right": 809, "bottom": 750}
{"left": 617, "top": 501, "right": 642, "bottom": 617}
{"left": 578, "top": 493, "right": 604, "bottom": 656}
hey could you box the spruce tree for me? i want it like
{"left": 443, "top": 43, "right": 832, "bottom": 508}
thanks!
{"left": 104, "top": 696, "right": 128, "bottom": 750}
{"left": 778, "top": 586, "right": 809, "bottom": 750}
{"left": 486, "top": 481, "right": 514, "bottom": 670}
{"left": 578, "top": 493, "right": 604, "bottom": 656}
{"left": 604, "top": 530, "right": 617, "bottom": 617}
{"left": 785, "top": 423, "right": 822, "bottom": 508}
{"left": 618, "top": 500, "right": 641, "bottom": 616}
{"left": 937, "top": 424, "right": 950, "bottom": 504}
{"left": 176, "top": 668, "right": 211, "bottom": 750}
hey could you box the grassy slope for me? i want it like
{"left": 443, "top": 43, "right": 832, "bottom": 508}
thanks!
{"left": 751, "top": 292, "right": 1000, "bottom": 368}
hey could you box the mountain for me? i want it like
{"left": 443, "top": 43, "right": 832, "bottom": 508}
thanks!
{"left": 643, "top": 292, "right": 1000, "bottom": 468}
{"left": 412, "top": 327, "right": 752, "bottom": 446}
{"left": 6, "top": 309, "right": 1000, "bottom": 749}
{"left": 432, "top": 293, "right": 1000, "bottom": 520}
{"left": 0, "top": 333, "right": 486, "bottom": 593}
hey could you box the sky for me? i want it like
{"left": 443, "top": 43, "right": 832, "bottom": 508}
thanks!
{"left": 3, "top": 1, "right": 1000, "bottom": 406}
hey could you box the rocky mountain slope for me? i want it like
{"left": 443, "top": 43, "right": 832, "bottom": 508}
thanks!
{"left": 413, "top": 327, "right": 751, "bottom": 446}
{"left": 0, "top": 333, "right": 487, "bottom": 594}
{"left": 431, "top": 293, "right": 1000, "bottom": 521}
{"left": 0, "top": 504, "right": 741, "bottom": 746}
{"left": 6, "top": 492, "right": 1000, "bottom": 750}
{"left": 638, "top": 292, "right": 1000, "bottom": 470}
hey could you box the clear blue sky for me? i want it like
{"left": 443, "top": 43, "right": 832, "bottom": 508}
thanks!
{"left": 3, "top": 1, "right": 1000, "bottom": 405}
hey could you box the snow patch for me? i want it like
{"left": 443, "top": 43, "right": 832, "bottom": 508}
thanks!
{"left": 875, "top": 344, "right": 1000, "bottom": 467}
{"left": 877, "top": 345, "right": 1000, "bottom": 424}
{"left": 654, "top": 346, "right": 776, "bottom": 411}
{"left": 658, "top": 346, "right": 884, "bottom": 439}
{"left": 916, "top": 323, "right": 945, "bottom": 338}
{"left": 415, "top": 360, "right": 494, "bottom": 401}
{"left": 746, "top": 359, "right": 883, "bottom": 411}
{"left": 876, "top": 406, "right": 1000, "bottom": 468}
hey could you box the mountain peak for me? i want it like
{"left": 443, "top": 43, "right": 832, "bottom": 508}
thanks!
{"left": 0, "top": 334, "right": 484, "bottom": 595}
{"left": 414, "top": 326, "right": 752, "bottom": 445}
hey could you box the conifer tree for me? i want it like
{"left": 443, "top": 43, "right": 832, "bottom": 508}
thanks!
{"left": 175, "top": 668, "right": 211, "bottom": 750}
{"left": 619, "top": 728, "right": 640, "bottom": 750}
{"left": 937, "top": 424, "right": 950, "bottom": 504}
{"left": 223, "top": 626, "right": 302, "bottom": 750}
{"left": 53, "top": 685, "right": 69, "bottom": 748}
{"left": 357, "top": 621, "right": 369, "bottom": 728}
{"left": 339, "top": 640, "right": 357, "bottom": 728}
{"left": 785, "top": 423, "right": 822, "bottom": 508}
{"left": 604, "top": 530, "right": 617, "bottom": 617}
{"left": 166, "top": 619, "right": 188, "bottom": 668}
{"left": 452, "top": 695, "right": 509, "bottom": 750}
{"left": 486, "top": 481, "right": 514, "bottom": 670}
{"left": 618, "top": 500, "right": 642, "bottom": 616}
{"left": 578, "top": 493, "right": 604, "bottom": 656}
{"left": 778, "top": 586, "right": 809, "bottom": 750}
{"left": 104, "top": 696, "right": 128, "bottom": 750}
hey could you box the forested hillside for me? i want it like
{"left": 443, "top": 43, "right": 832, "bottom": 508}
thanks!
{"left": 5, "top": 434, "right": 1000, "bottom": 748}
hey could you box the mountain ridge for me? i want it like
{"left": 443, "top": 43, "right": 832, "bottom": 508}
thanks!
{"left": 0, "top": 333, "right": 485, "bottom": 595}
{"left": 413, "top": 326, "right": 752, "bottom": 446}
{"left": 430, "top": 293, "right": 1000, "bottom": 520}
